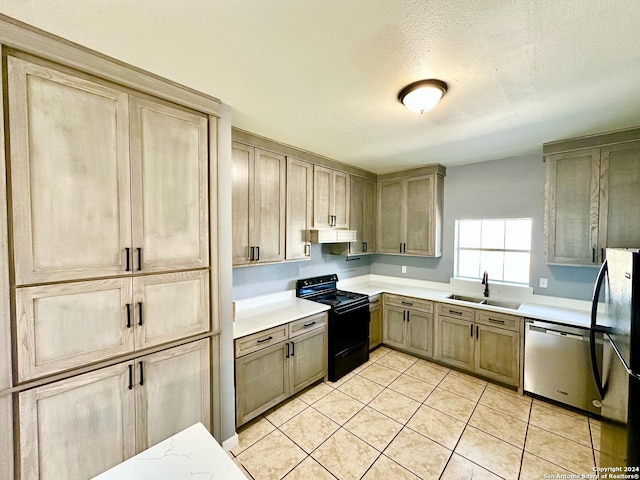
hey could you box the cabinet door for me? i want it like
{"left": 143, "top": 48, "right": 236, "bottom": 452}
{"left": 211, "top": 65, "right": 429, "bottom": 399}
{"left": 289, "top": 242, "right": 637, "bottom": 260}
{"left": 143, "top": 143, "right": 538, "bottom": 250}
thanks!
{"left": 8, "top": 56, "right": 132, "bottom": 285}
{"left": 130, "top": 97, "right": 209, "bottom": 273}
{"left": 383, "top": 305, "right": 406, "bottom": 349}
{"left": 544, "top": 149, "right": 600, "bottom": 265}
{"left": 475, "top": 324, "right": 520, "bottom": 386}
{"left": 349, "top": 176, "right": 366, "bottom": 254}
{"left": 133, "top": 270, "right": 209, "bottom": 349}
{"left": 235, "top": 341, "right": 289, "bottom": 426}
{"left": 232, "top": 143, "right": 254, "bottom": 265}
{"left": 369, "top": 306, "right": 383, "bottom": 350}
{"left": 15, "top": 278, "right": 133, "bottom": 382}
{"left": 378, "top": 180, "right": 405, "bottom": 253}
{"left": 313, "top": 165, "right": 333, "bottom": 228}
{"left": 290, "top": 328, "right": 326, "bottom": 394}
{"left": 286, "top": 157, "right": 313, "bottom": 260}
{"left": 254, "top": 149, "right": 286, "bottom": 263}
{"left": 19, "top": 363, "right": 136, "bottom": 480}
{"left": 406, "top": 310, "right": 433, "bottom": 358}
{"left": 135, "top": 339, "right": 211, "bottom": 452}
{"left": 405, "top": 175, "right": 435, "bottom": 255}
{"left": 0, "top": 394, "right": 12, "bottom": 480}
{"left": 434, "top": 316, "right": 474, "bottom": 371}
{"left": 599, "top": 140, "right": 640, "bottom": 255}
{"left": 362, "top": 178, "right": 377, "bottom": 252}
{"left": 333, "top": 171, "right": 350, "bottom": 229}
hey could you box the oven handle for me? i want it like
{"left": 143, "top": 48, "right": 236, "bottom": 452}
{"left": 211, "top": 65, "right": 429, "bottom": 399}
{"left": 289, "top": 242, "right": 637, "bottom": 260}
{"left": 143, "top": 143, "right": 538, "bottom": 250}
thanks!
{"left": 333, "top": 302, "right": 369, "bottom": 316}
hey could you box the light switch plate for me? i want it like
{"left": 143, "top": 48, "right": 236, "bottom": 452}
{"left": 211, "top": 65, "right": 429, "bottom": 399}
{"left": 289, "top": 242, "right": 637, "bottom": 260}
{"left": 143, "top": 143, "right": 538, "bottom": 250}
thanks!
{"left": 539, "top": 277, "right": 548, "bottom": 288}
{"left": 401, "top": 266, "right": 407, "bottom": 274}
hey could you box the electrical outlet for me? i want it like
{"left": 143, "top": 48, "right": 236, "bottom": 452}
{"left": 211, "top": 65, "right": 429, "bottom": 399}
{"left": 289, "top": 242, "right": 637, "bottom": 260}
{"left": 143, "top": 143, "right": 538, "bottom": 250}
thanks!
{"left": 401, "top": 266, "right": 407, "bottom": 274}
{"left": 539, "top": 277, "right": 548, "bottom": 288}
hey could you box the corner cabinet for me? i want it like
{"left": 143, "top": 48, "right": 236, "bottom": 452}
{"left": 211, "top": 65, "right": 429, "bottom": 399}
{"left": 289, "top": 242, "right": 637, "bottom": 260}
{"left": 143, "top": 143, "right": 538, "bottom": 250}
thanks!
{"left": 383, "top": 294, "right": 433, "bottom": 358}
{"left": 313, "top": 166, "right": 350, "bottom": 229}
{"left": 235, "top": 313, "right": 327, "bottom": 426}
{"left": 544, "top": 129, "right": 640, "bottom": 265}
{"left": 434, "top": 304, "right": 522, "bottom": 387}
{"left": 349, "top": 176, "right": 376, "bottom": 255}
{"left": 232, "top": 143, "right": 286, "bottom": 265}
{"left": 377, "top": 166, "right": 445, "bottom": 257}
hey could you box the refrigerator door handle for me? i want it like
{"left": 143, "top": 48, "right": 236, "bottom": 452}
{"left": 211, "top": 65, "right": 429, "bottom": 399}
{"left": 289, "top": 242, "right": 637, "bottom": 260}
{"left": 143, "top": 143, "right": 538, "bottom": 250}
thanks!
{"left": 606, "top": 333, "right": 640, "bottom": 381}
{"left": 590, "top": 258, "right": 608, "bottom": 398}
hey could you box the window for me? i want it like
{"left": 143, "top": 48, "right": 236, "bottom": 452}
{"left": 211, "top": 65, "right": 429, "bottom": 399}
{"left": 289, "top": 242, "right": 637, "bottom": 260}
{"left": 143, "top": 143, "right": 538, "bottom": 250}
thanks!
{"left": 454, "top": 218, "right": 532, "bottom": 285}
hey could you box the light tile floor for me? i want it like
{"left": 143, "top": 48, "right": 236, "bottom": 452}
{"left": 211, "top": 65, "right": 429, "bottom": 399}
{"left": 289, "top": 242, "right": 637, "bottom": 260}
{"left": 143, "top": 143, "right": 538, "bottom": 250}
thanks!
{"left": 228, "top": 347, "right": 601, "bottom": 480}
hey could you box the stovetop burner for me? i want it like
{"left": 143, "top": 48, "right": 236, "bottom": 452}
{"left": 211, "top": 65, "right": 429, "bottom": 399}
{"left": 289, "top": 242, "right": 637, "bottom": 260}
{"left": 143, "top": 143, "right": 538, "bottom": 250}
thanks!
{"left": 296, "top": 274, "right": 367, "bottom": 309}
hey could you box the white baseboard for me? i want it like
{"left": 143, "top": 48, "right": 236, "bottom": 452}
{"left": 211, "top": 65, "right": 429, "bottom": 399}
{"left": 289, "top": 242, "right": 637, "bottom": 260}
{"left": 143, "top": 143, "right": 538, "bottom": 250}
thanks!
{"left": 222, "top": 433, "right": 239, "bottom": 451}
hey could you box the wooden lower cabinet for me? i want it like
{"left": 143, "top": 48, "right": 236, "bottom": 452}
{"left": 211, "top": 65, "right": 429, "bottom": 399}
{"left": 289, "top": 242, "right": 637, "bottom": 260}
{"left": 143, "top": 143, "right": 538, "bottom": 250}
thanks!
{"left": 433, "top": 315, "right": 474, "bottom": 371}
{"left": 235, "top": 317, "right": 326, "bottom": 426}
{"left": 383, "top": 295, "right": 433, "bottom": 358}
{"left": 474, "top": 324, "right": 520, "bottom": 385}
{"left": 434, "top": 305, "right": 521, "bottom": 387}
{"left": 369, "top": 296, "right": 382, "bottom": 350}
{"left": 0, "top": 394, "right": 12, "bottom": 480}
{"left": 18, "top": 339, "right": 210, "bottom": 480}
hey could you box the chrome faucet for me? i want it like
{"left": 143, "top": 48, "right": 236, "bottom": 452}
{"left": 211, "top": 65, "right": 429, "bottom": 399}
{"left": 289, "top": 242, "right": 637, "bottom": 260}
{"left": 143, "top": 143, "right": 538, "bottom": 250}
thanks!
{"left": 482, "top": 271, "right": 489, "bottom": 297}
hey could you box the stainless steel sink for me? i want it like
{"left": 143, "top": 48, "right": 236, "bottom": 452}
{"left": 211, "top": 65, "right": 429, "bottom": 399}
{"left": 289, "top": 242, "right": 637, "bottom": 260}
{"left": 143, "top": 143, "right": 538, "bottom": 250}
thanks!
{"left": 447, "top": 294, "right": 520, "bottom": 310}
{"left": 482, "top": 299, "right": 521, "bottom": 310}
{"left": 447, "top": 294, "right": 485, "bottom": 303}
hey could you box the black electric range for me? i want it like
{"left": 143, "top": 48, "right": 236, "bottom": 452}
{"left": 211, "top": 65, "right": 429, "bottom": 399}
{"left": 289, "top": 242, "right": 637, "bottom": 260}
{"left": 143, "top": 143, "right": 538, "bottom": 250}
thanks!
{"left": 296, "top": 274, "right": 369, "bottom": 381}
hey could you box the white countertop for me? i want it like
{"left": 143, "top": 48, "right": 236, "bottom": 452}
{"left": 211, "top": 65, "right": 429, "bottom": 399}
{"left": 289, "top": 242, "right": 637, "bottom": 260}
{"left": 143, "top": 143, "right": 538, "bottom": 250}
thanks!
{"left": 93, "top": 423, "right": 246, "bottom": 480}
{"left": 232, "top": 275, "right": 594, "bottom": 339}
{"left": 234, "top": 291, "right": 330, "bottom": 339}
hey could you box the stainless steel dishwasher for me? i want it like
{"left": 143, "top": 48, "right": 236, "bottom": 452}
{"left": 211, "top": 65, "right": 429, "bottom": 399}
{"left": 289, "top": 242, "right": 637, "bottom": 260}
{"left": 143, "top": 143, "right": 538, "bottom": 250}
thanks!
{"left": 524, "top": 318, "right": 602, "bottom": 414}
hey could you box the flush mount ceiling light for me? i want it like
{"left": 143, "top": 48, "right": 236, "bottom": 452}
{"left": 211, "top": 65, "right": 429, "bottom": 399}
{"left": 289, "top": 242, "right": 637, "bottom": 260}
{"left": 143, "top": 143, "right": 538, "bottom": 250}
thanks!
{"left": 398, "top": 79, "right": 448, "bottom": 114}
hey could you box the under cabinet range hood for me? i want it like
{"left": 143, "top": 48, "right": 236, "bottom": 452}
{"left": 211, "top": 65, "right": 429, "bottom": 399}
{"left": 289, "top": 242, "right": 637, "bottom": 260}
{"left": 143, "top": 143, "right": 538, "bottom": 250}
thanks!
{"left": 309, "top": 229, "right": 357, "bottom": 243}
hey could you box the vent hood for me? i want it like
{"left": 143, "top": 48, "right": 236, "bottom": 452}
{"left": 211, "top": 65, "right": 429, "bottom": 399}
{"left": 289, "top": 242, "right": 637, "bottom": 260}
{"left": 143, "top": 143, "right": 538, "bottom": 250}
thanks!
{"left": 310, "top": 229, "right": 357, "bottom": 243}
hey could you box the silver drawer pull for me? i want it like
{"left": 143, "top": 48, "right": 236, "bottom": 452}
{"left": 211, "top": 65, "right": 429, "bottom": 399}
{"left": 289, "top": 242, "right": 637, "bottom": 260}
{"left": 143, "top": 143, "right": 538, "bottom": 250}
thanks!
{"left": 401, "top": 301, "right": 413, "bottom": 306}
{"left": 448, "top": 310, "right": 463, "bottom": 315}
{"left": 488, "top": 318, "right": 505, "bottom": 324}
{"left": 303, "top": 321, "right": 317, "bottom": 328}
{"left": 257, "top": 336, "right": 273, "bottom": 344}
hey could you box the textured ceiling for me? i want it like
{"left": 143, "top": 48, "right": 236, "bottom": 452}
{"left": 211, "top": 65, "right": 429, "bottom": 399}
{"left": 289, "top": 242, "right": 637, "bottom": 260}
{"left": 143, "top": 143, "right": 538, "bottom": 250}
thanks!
{"left": 2, "top": 1, "right": 640, "bottom": 172}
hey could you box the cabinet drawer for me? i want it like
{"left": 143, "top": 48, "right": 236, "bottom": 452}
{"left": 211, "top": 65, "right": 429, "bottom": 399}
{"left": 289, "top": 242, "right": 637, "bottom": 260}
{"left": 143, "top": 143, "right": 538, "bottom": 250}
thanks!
{"left": 369, "top": 294, "right": 382, "bottom": 311}
{"left": 289, "top": 313, "right": 327, "bottom": 337}
{"left": 476, "top": 310, "right": 522, "bottom": 332}
{"left": 437, "top": 303, "right": 474, "bottom": 321}
{"left": 385, "top": 294, "right": 433, "bottom": 312}
{"left": 235, "top": 325, "right": 288, "bottom": 358}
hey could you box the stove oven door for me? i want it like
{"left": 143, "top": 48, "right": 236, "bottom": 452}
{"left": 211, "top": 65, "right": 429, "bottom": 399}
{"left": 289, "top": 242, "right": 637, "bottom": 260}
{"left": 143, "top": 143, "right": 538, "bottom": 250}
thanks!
{"left": 329, "top": 301, "right": 369, "bottom": 381}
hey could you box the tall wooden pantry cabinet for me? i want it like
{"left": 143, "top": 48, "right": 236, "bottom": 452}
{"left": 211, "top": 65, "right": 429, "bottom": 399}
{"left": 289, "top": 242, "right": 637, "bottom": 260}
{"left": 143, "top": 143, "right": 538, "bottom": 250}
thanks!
{"left": 0, "top": 17, "right": 221, "bottom": 480}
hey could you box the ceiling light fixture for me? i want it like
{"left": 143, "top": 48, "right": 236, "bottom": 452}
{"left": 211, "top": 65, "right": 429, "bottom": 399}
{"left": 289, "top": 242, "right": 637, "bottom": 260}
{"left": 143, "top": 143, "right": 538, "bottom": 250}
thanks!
{"left": 398, "top": 79, "right": 448, "bottom": 114}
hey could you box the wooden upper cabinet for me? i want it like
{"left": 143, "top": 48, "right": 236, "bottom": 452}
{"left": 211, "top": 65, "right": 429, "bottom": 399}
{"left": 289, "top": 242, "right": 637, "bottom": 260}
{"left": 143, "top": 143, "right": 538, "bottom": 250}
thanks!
{"left": 8, "top": 56, "right": 210, "bottom": 284}
{"left": 349, "top": 176, "right": 376, "bottom": 254}
{"left": 232, "top": 143, "right": 285, "bottom": 265}
{"left": 313, "top": 166, "right": 350, "bottom": 229}
{"left": 8, "top": 56, "right": 132, "bottom": 285}
{"left": 129, "top": 97, "right": 209, "bottom": 273}
{"left": 599, "top": 140, "right": 640, "bottom": 252}
{"left": 544, "top": 149, "right": 600, "bottom": 265}
{"left": 286, "top": 157, "right": 313, "bottom": 260}
{"left": 544, "top": 131, "right": 640, "bottom": 265}
{"left": 378, "top": 172, "right": 444, "bottom": 257}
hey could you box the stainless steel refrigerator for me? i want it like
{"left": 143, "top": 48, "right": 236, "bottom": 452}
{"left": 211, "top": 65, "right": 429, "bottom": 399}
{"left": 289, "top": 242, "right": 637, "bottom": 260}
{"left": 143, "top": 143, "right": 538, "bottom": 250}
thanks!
{"left": 590, "top": 248, "right": 640, "bottom": 467}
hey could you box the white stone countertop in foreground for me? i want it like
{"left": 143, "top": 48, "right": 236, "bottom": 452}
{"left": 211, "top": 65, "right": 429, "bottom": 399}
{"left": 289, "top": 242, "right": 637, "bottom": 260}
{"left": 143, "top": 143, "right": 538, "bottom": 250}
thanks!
{"left": 93, "top": 423, "right": 246, "bottom": 480}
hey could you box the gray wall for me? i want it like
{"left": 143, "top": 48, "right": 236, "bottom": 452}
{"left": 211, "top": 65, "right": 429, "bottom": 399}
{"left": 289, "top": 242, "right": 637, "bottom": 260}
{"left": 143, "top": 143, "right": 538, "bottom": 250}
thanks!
{"left": 370, "top": 154, "right": 599, "bottom": 301}
{"left": 233, "top": 244, "right": 372, "bottom": 300}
